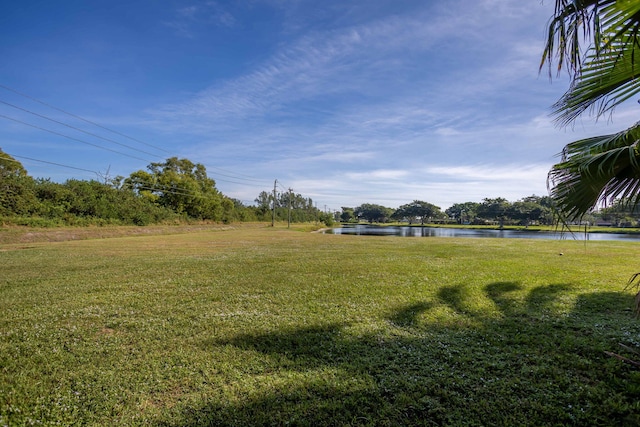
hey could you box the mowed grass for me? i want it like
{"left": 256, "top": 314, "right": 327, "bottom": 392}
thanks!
{"left": 2, "top": 225, "right": 640, "bottom": 426}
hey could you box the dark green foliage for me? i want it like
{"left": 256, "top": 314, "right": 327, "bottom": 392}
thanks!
{"left": 354, "top": 203, "right": 395, "bottom": 223}
{"left": 392, "top": 200, "right": 444, "bottom": 224}
{"left": 340, "top": 206, "right": 355, "bottom": 222}
{"left": 445, "top": 201, "right": 480, "bottom": 224}
{"left": 0, "top": 153, "right": 256, "bottom": 225}
{"left": 253, "top": 189, "right": 328, "bottom": 224}
{"left": 0, "top": 150, "right": 39, "bottom": 216}
{"left": 125, "top": 157, "right": 224, "bottom": 220}
{"left": 342, "top": 196, "right": 557, "bottom": 226}
{"left": 31, "top": 178, "right": 175, "bottom": 225}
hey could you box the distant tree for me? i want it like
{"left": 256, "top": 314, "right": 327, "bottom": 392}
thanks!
{"left": 223, "top": 198, "right": 256, "bottom": 222}
{"left": 254, "top": 191, "right": 273, "bottom": 218}
{"left": 0, "top": 149, "right": 28, "bottom": 179}
{"left": 511, "top": 195, "right": 556, "bottom": 225}
{"left": 446, "top": 202, "right": 480, "bottom": 224}
{"left": 477, "top": 198, "right": 510, "bottom": 225}
{"left": 126, "top": 157, "right": 223, "bottom": 220}
{"left": 508, "top": 201, "right": 544, "bottom": 226}
{"left": 0, "top": 149, "right": 38, "bottom": 216}
{"left": 355, "top": 203, "right": 394, "bottom": 223}
{"left": 279, "top": 192, "right": 317, "bottom": 222}
{"left": 598, "top": 198, "right": 640, "bottom": 227}
{"left": 340, "top": 207, "right": 355, "bottom": 222}
{"left": 318, "top": 211, "right": 335, "bottom": 227}
{"left": 253, "top": 190, "right": 322, "bottom": 223}
{"left": 392, "top": 200, "right": 443, "bottom": 225}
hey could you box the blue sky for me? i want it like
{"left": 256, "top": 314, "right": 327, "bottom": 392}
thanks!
{"left": 2, "top": 0, "right": 638, "bottom": 211}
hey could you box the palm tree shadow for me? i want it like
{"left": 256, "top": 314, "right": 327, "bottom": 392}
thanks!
{"left": 388, "top": 301, "right": 433, "bottom": 327}
{"left": 525, "top": 283, "right": 573, "bottom": 314}
{"left": 209, "top": 323, "right": 347, "bottom": 371}
{"left": 159, "top": 284, "right": 638, "bottom": 426}
{"left": 157, "top": 380, "right": 386, "bottom": 427}
{"left": 572, "top": 291, "right": 634, "bottom": 317}
{"left": 437, "top": 284, "right": 472, "bottom": 315}
{"left": 484, "top": 281, "right": 522, "bottom": 316}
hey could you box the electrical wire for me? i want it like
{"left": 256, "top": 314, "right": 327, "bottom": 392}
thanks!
{"left": 0, "top": 99, "right": 163, "bottom": 158}
{"left": 0, "top": 113, "right": 269, "bottom": 186}
{"left": 2, "top": 152, "right": 106, "bottom": 181}
{"left": 0, "top": 83, "right": 173, "bottom": 154}
{"left": 201, "top": 162, "right": 265, "bottom": 182}
{"left": 10, "top": 154, "right": 99, "bottom": 175}
{"left": 0, "top": 113, "right": 151, "bottom": 162}
{"left": 0, "top": 84, "right": 272, "bottom": 186}
{"left": 2, "top": 149, "right": 261, "bottom": 204}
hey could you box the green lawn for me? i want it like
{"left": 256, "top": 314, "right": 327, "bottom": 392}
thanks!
{"left": 2, "top": 225, "right": 640, "bottom": 426}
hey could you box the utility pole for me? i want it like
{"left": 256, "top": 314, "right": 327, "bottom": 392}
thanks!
{"left": 272, "top": 179, "right": 277, "bottom": 227}
{"left": 288, "top": 188, "right": 293, "bottom": 228}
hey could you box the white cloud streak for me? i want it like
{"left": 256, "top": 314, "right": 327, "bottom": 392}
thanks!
{"left": 145, "top": 1, "right": 637, "bottom": 210}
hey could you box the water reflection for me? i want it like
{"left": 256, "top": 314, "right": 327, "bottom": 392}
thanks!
{"left": 325, "top": 225, "right": 640, "bottom": 241}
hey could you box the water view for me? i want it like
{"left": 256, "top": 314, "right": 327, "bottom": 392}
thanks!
{"left": 325, "top": 224, "right": 640, "bottom": 241}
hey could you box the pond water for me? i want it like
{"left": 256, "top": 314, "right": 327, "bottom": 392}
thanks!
{"left": 324, "top": 225, "right": 640, "bottom": 241}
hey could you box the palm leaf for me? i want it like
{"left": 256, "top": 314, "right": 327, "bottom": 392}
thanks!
{"left": 553, "top": 48, "right": 640, "bottom": 125}
{"left": 541, "top": 0, "right": 615, "bottom": 77}
{"left": 548, "top": 121, "right": 640, "bottom": 220}
{"left": 548, "top": 1, "right": 640, "bottom": 125}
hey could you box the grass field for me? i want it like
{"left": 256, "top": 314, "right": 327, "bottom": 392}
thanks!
{"left": 2, "top": 224, "right": 640, "bottom": 426}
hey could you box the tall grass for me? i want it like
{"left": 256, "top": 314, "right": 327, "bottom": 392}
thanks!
{"left": 2, "top": 225, "right": 640, "bottom": 425}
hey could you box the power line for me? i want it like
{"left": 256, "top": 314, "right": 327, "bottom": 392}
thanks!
{"left": 2, "top": 149, "right": 261, "bottom": 200}
{"left": 0, "top": 83, "right": 172, "bottom": 155}
{"left": 211, "top": 176, "right": 268, "bottom": 187}
{"left": 0, "top": 99, "right": 163, "bottom": 158}
{"left": 0, "top": 113, "right": 151, "bottom": 162}
{"left": 277, "top": 182, "right": 290, "bottom": 193}
{"left": 0, "top": 84, "right": 273, "bottom": 188}
{"left": 208, "top": 167, "right": 263, "bottom": 181}
{"left": 134, "top": 185, "right": 208, "bottom": 199}
{"left": 198, "top": 166, "right": 270, "bottom": 186}
{"left": 10, "top": 154, "right": 100, "bottom": 175}
{"left": 0, "top": 111, "right": 269, "bottom": 186}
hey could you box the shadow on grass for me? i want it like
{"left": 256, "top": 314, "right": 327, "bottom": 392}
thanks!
{"left": 158, "top": 284, "right": 639, "bottom": 427}
{"left": 388, "top": 301, "right": 434, "bottom": 327}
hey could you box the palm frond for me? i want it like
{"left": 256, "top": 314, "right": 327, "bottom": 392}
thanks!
{"left": 548, "top": 121, "right": 640, "bottom": 220}
{"left": 551, "top": 1, "right": 640, "bottom": 124}
{"left": 542, "top": 1, "right": 640, "bottom": 122}
{"left": 541, "top": 0, "right": 615, "bottom": 77}
{"left": 553, "top": 49, "right": 640, "bottom": 126}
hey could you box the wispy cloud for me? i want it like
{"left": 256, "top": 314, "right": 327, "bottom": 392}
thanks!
{"left": 9, "top": 0, "right": 640, "bottom": 212}
{"left": 346, "top": 169, "right": 410, "bottom": 181}
{"left": 154, "top": 1, "right": 554, "bottom": 128}
{"left": 164, "top": 2, "right": 236, "bottom": 38}
{"left": 154, "top": 12, "right": 456, "bottom": 124}
{"left": 146, "top": 1, "right": 621, "bottom": 209}
{"left": 425, "top": 164, "right": 551, "bottom": 183}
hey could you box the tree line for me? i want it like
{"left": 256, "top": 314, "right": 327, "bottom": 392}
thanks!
{"left": 3, "top": 148, "right": 639, "bottom": 228}
{"left": 0, "top": 150, "right": 332, "bottom": 226}
{"left": 341, "top": 196, "right": 640, "bottom": 228}
{"left": 253, "top": 190, "right": 334, "bottom": 225}
{"left": 339, "top": 197, "right": 556, "bottom": 226}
